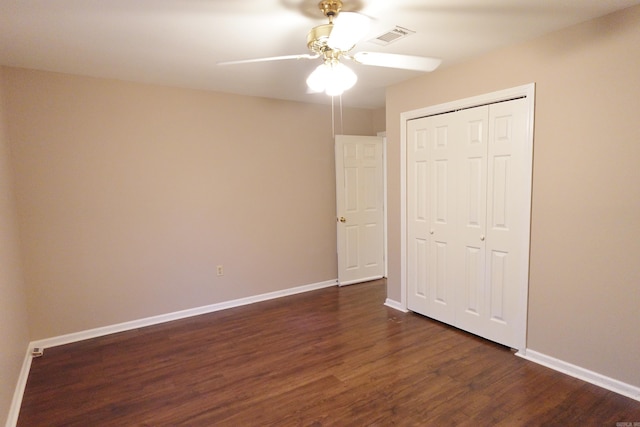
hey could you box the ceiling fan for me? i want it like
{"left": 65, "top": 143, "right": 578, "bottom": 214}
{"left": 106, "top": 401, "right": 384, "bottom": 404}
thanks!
{"left": 218, "top": 0, "right": 442, "bottom": 96}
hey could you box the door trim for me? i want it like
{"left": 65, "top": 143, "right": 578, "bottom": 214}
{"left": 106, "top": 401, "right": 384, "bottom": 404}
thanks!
{"left": 378, "top": 131, "right": 388, "bottom": 280}
{"left": 399, "top": 83, "right": 535, "bottom": 350}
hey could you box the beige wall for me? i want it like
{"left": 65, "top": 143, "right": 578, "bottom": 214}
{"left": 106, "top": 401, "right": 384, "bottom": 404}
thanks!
{"left": 386, "top": 6, "right": 640, "bottom": 387}
{"left": 371, "top": 108, "right": 386, "bottom": 134}
{"left": 0, "top": 67, "right": 30, "bottom": 425}
{"left": 4, "top": 68, "right": 377, "bottom": 340}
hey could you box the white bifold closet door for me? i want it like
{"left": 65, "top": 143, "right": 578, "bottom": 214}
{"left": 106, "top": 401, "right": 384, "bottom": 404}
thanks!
{"left": 407, "top": 98, "right": 529, "bottom": 349}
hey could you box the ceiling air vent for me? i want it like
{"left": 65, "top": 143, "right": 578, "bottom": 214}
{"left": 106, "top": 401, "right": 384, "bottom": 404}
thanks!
{"left": 368, "top": 26, "right": 415, "bottom": 46}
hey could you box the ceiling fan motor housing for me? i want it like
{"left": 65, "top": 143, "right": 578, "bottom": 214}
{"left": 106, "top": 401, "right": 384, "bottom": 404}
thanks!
{"left": 319, "top": 0, "right": 342, "bottom": 20}
{"left": 307, "top": 0, "right": 347, "bottom": 56}
{"left": 307, "top": 24, "right": 333, "bottom": 54}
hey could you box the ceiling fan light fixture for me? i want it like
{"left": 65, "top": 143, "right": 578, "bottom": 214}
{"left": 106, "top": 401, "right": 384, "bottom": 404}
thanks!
{"left": 325, "top": 62, "right": 357, "bottom": 96}
{"left": 307, "top": 60, "right": 357, "bottom": 96}
{"left": 306, "top": 64, "right": 329, "bottom": 93}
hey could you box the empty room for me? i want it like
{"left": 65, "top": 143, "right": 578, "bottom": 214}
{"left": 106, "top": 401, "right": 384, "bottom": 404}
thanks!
{"left": 1, "top": 1, "right": 639, "bottom": 425}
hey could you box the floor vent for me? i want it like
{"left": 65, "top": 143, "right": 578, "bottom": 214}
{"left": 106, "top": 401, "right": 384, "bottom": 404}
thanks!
{"left": 369, "top": 26, "right": 415, "bottom": 46}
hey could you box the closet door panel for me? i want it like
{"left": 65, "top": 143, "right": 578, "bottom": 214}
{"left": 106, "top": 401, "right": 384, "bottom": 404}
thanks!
{"left": 484, "top": 98, "right": 529, "bottom": 347}
{"left": 406, "top": 119, "right": 430, "bottom": 313}
{"left": 427, "top": 115, "right": 457, "bottom": 324}
{"left": 456, "top": 106, "right": 489, "bottom": 334}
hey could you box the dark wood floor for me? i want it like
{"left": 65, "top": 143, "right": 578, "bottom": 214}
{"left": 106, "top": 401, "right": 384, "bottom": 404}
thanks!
{"left": 18, "top": 280, "right": 640, "bottom": 426}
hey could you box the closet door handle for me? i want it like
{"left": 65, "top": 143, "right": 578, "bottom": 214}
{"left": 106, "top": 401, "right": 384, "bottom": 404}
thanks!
{"left": 430, "top": 230, "right": 434, "bottom": 235}
{"left": 480, "top": 235, "right": 485, "bottom": 241}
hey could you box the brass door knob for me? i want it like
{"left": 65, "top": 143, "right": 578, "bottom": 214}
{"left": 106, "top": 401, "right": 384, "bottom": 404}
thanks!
{"left": 338, "top": 217, "right": 346, "bottom": 223}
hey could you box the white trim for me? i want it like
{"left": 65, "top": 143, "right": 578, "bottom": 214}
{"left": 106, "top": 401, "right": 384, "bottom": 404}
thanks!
{"left": 400, "top": 84, "right": 535, "bottom": 122}
{"left": 399, "top": 83, "right": 535, "bottom": 351}
{"left": 338, "top": 275, "right": 384, "bottom": 287}
{"left": 384, "top": 298, "right": 408, "bottom": 313}
{"left": 517, "top": 349, "right": 640, "bottom": 402}
{"left": 383, "top": 135, "right": 389, "bottom": 279}
{"left": 399, "top": 108, "right": 408, "bottom": 311}
{"left": 31, "top": 279, "right": 337, "bottom": 350}
{"left": 5, "top": 348, "right": 33, "bottom": 427}
{"left": 377, "top": 131, "right": 389, "bottom": 280}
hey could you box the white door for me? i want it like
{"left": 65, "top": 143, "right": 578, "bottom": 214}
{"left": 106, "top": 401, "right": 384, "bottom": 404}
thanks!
{"left": 406, "top": 112, "right": 461, "bottom": 324}
{"left": 335, "top": 135, "right": 385, "bottom": 286}
{"left": 406, "top": 117, "right": 431, "bottom": 314}
{"left": 478, "top": 98, "right": 530, "bottom": 347}
{"left": 454, "top": 106, "right": 490, "bottom": 337}
{"left": 406, "top": 98, "right": 530, "bottom": 349}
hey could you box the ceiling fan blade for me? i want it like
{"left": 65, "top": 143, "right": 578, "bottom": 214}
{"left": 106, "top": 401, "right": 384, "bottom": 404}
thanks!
{"left": 352, "top": 52, "right": 442, "bottom": 72}
{"left": 218, "top": 54, "right": 318, "bottom": 66}
{"left": 328, "top": 12, "right": 370, "bottom": 51}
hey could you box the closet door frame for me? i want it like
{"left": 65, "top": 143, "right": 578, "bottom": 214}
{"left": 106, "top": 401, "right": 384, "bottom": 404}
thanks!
{"left": 399, "top": 83, "right": 535, "bottom": 352}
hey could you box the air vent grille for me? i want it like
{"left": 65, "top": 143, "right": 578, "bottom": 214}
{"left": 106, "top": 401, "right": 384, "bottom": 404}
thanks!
{"left": 369, "top": 26, "right": 415, "bottom": 46}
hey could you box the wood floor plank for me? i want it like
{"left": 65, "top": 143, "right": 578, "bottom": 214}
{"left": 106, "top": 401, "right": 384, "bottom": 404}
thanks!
{"left": 17, "top": 280, "right": 640, "bottom": 426}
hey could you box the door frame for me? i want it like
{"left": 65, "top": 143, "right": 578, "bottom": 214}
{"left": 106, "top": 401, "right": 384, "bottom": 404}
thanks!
{"left": 378, "top": 131, "right": 388, "bottom": 280}
{"left": 399, "top": 83, "right": 535, "bottom": 350}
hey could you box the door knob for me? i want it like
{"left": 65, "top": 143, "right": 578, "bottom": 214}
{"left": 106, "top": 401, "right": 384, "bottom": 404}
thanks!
{"left": 480, "top": 235, "right": 485, "bottom": 241}
{"left": 430, "top": 230, "right": 434, "bottom": 235}
{"left": 338, "top": 217, "right": 346, "bottom": 223}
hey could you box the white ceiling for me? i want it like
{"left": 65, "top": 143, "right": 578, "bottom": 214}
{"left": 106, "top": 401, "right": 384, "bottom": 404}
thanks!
{"left": 1, "top": 0, "right": 639, "bottom": 109}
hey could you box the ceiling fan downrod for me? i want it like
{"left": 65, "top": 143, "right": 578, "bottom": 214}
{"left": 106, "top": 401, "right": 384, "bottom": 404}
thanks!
{"left": 318, "top": 0, "right": 343, "bottom": 22}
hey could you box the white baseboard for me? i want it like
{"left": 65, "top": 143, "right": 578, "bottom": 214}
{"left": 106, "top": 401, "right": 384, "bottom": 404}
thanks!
{"left": 7, "top": 279, "right": 337, "bottom": 427}
{"left": 31, "top": 279, "right": 337, "bottom": 350}
{"left": 517, "top": 349, "right": 640, "bottom": 402}
{"left": 384, "top": 298, "right": 408, "bottom": 312}
{"left": 5, "top": 348, "right": 33, "bottom": 427}
{"left": 338, "top": 275, "right": 384, "bottom": 286}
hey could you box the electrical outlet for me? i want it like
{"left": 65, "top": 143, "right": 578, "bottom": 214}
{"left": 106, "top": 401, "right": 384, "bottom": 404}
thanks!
{"left": 216, "top": 265, "right": 224, "bottom": 276}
